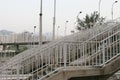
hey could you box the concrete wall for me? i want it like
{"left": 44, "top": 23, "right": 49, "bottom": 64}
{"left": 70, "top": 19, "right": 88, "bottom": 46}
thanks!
{"left": 103, "top": 56, "right": 120, "bottom": 75}
{"left": 45, "top": 67, "right": 103, "bottom": 80}
{"left": 45, "top": 55, "right": 120, "bottom": 80}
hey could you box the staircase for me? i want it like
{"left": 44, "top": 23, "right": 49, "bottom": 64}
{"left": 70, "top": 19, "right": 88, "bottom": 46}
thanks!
{"left": 0, "top": 18, "right": 120, "bottom": 80}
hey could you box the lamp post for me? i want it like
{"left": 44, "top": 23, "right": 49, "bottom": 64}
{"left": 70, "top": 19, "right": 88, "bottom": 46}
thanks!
{"left": 39, "top": 0, "right": 42, "bottom": 46}
{"left": 57, "top": 26, "right": 60, "bottom": 39}
{"left": 24, "top": 31, "right": 28, "bottom": 42}
{"left": 111, "top": 1, "right": 118, "bottom": 20}
{"left": 53, "top": 0, "right": 56, "bottom": 41}
{"left": 34, "top": 26, "right": 36, "bottom": 34}
{"left": 31, "top": 32, "right": 33, "bottom": 48}
{"left": 98, "top": 0, "right": 101, "bottom": 17}
{"left": 34, "top": 26, "right": 36, "bottom": 47}
{"left": 76, "top": 11, "right": 82, "bottom": 24}
{"left": 77, "top": 11, "right": 82, "bottom": 19}
{"left": 64, "top": 21, "right": 69, "bottom": 36}
{"left": 76, "top": 11, "right": 82, "bottom": 30}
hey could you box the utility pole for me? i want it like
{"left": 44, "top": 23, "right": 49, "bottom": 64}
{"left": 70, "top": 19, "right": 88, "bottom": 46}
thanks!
{"left": 111, "top": 1, "right": 118, "bottom": 20}
{"left": 39, "top": 0, "right": 43, "bottom": 46}
{"left": 53, "top": 0, "right": 56, "bottom": 41}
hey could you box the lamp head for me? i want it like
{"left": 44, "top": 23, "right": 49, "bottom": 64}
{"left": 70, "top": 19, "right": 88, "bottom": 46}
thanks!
{"left": 79, "top": 11, "right": 82, "bottom": 14}
{"left": 66, "top": 21, "right": 69, "bottom": 23}
{"left": 34, "top": 26, "right": 36, "bottom": 28}
{"left": 115, "top": 1, "right": 118, "bottom": 3}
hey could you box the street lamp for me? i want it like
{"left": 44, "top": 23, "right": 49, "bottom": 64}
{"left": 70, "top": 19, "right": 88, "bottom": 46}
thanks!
{"left": 39, "top": 0, "right": 43, "bottom": 46}
{"left": 34, "top": 26, "right": 36, "bottom": 47}
{"left": 77, "top": 11, "right": 82, "bottom": 19}
{"left": 57, "top": 26, "right": 60, "bottom": 39}
{"left": 76, "top": 11, "right": 82, "bottom": 30}
{"left": 111, "top": 1, "right": 118, "bottom": 20}
{"left": 31, "top": 32, "right": 33, "bottom": 48}
{"left": 34, "top": 26, "right": 36, "bottom": 34}
{"left": 64, "top": 21, "right": 69, "bottom": 36}
{"left": 98, "top": 0, "right": 101, "bottom": 17}
{"left": 24, "top": 31, "right": 28, "bottom": 42}
{"left": 53, "top": 0, "right": 56, "bottom": 41}
{"left": 76, "top": 11, "right": 82, "bottom": 24}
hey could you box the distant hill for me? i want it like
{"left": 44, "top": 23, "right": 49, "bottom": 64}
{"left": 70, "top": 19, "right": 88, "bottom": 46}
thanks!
{"left": 0, "top": 30, "right": 13, "bottom": 35}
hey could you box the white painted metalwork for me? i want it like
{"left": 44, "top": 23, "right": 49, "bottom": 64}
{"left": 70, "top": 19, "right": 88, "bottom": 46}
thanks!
{"left": 0, "top": 18, "right": 120, "bottom": 80}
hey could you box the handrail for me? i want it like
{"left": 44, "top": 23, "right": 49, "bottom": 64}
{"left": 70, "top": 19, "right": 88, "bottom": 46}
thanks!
{"left": 5, "top": 22, "right": 120, "bottom": 62}
{"left": 0, "top": 18, "right": 120, "bottom": 80}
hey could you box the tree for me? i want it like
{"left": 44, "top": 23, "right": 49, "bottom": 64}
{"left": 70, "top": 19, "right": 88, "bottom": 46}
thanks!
{"left": 76, "top": 11, "right": 105, "bottom": 30}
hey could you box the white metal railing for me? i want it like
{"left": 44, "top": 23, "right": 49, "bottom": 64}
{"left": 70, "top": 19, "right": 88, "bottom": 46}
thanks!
{"left": 39, "top": 30, "right": 120, "bottom": 80}
{"left": 0, "top": 18, "right": 120, "bottom": 80}
{"left": 0, "top": 20, "right": 118, "bottom": 66}
{"left": 0, "top": 18, "right": 119, "bottom": 44}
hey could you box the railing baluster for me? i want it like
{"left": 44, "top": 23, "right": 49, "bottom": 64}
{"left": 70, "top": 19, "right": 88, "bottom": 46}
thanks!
{"left": 102, "top": 41, "right": 105, "bottom": 66}
{"left": 64, "top": 43, "right": 67, "bottom": 68}
{"left": 0, "top": 20, "right": 120, "bottom": 80}
{"left": 83, "top": 43, "right": 85, "bottom": 67}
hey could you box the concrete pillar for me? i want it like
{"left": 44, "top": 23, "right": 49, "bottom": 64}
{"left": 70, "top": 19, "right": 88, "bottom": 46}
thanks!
{"left": 17, "top": 64, "right": 20, "bottom": 80}
{"left": 3, "top": 44, "right": 6, "bottom": 50}
{"left": 14, "top": 44, "right": 19, "bottom": 52}
{"left": 16, "top": 45, "right": 19, "bottom": 51}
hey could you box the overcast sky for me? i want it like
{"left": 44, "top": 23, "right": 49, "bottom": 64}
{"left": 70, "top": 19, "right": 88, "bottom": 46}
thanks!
{"left": 0, "top": 0, "right": 120, "bottom": 35}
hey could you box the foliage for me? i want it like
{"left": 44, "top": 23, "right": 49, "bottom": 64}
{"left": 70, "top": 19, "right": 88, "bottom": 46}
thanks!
{"left": 19, "top": 46, "right": 28, "bottom": 53}
{"left": 76, "top": 11, "right": 105, "bottom": 30}
{"left": 7, "top": 45, "right": 28, "bottom": 53}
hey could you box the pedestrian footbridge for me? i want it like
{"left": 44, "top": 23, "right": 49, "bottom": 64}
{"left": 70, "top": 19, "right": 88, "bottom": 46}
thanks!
{"left": 0, "top": 18, "right": 120, "bottom": 80}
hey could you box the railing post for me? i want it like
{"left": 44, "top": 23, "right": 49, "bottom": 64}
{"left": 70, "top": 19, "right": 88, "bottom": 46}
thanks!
{"left": 83, "top": 42, "right": 85, "bottom": 67}
{"left": 64, "top": 43, "right": 67, "bottom": 68}
{"left": 17, "top": 63, "right": 20, "bottom": 80}
{"left": 102, "top": 41, "right": 105, "bottom": 66}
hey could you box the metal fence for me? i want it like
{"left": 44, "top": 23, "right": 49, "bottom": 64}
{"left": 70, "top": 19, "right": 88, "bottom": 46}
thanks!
{"left": 0, "top": 18, "right": 120, "bottom": 80}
